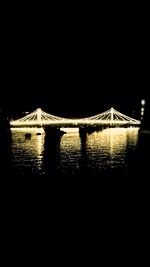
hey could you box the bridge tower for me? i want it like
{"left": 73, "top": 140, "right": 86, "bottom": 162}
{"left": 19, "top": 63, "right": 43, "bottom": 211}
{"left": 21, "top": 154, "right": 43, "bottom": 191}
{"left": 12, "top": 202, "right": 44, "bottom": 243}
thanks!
{"left": 110, "top": 107, "right": 114, "bottom": 122}
{"left": 37, "top": 108, "right": 42, "bottom": 124}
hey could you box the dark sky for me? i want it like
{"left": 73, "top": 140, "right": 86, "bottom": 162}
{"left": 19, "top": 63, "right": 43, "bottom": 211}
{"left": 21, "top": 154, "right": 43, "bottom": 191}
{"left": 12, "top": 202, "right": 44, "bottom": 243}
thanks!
{"left": 1, "top": 5, "right": 149, "bottom": 118}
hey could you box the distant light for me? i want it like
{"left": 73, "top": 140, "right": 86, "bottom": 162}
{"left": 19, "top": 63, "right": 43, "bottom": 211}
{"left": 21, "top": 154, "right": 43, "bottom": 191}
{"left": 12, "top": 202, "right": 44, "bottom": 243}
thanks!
{"left": 141, "top": 99, "right": 146, "bottom": 106}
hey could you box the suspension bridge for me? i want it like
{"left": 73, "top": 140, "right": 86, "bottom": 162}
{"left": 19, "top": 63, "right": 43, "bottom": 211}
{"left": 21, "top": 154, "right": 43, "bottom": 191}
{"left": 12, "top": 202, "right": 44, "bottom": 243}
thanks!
{"left": 10, "top": 107, "right": 141, "bottom": 128}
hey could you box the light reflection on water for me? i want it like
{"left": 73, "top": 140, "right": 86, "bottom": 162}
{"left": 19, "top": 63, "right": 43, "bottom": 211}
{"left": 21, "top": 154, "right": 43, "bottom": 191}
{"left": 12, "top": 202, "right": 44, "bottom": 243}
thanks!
{"left": 3, "top": 127, "right": 140, "bottom": 177}
{"left": 10, "top": 129, "right": 45, "bottom": 175}
{"left": 59, "top": 133, "right": 81, "bottom": 175}
{"left": 84, "top": 128, "right": 139, "bottom": 176}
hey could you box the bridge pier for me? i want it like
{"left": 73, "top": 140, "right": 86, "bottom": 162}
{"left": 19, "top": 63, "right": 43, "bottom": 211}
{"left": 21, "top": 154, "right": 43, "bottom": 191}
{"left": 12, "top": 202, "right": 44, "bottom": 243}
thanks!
{"left": 79, "top": 125, "right": 106, "bottom": 134}
{"left": 44, "top": 126, "right": 65, "bottom": 138}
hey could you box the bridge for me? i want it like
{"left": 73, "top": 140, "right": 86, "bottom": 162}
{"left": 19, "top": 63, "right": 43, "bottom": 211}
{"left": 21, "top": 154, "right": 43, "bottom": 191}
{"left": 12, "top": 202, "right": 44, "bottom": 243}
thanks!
{"left": 10, "top": 107, "right": 141, "bottom": 128}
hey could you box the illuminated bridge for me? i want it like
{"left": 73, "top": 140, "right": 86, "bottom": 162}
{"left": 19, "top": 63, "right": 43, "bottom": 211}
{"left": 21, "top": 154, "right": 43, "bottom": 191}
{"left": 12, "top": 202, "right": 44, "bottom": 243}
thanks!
{"left": 10, "top": 107, "right": 141, "bottom": 128}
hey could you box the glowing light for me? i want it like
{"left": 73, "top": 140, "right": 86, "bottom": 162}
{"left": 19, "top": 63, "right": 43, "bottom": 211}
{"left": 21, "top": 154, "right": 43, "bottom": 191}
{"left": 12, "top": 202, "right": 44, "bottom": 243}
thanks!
{"left": 10, "top": 107, "right": 141, "bottom": 127}
{"left": 141, "top": 99, "right": 146, "bottom": 106}
{"left": 10, "top": 127, "right": 45, "bottom": 133}
{"left": 140, "top": 105, "right": 145, "bottom": 118}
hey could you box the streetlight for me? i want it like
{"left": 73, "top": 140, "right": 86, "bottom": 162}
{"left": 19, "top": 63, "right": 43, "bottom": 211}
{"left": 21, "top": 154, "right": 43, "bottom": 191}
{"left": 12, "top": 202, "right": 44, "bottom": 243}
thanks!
{"left": 141, "top": 99, "right": 146, "bottom": 121}
{"left": 141, "top": 99, "right": 146, "bottom": 106}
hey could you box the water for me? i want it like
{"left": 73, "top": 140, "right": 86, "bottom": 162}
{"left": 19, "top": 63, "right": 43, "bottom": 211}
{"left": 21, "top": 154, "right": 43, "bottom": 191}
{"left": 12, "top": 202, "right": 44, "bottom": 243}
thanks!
{"left": 0, "top": 127, "right": 149, "bottom": 178}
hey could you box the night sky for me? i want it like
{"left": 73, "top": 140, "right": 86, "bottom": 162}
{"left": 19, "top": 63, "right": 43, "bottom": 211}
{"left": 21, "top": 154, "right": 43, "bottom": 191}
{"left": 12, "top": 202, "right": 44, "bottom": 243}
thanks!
{"left": 1, "top": 6, "right": 149, "bottom": 119}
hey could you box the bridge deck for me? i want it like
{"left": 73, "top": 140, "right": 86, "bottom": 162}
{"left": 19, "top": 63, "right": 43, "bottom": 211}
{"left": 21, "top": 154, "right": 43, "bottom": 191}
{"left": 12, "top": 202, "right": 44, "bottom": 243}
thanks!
{"left": 10, "top": 120, "right": 141, "bottom": 127}
{"left": 10, "top": 107, "right": 141, "bottom": 128}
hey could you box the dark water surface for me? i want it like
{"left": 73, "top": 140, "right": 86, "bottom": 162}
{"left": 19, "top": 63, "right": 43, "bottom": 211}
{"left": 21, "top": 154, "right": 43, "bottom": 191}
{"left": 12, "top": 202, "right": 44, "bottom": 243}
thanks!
{"left": 0, "top": 127, "right": 149, "bottom": 178}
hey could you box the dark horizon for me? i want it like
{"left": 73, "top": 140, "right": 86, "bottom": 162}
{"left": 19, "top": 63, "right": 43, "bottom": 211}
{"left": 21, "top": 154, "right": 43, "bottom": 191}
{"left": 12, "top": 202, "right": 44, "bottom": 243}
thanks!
{"left": 1, "top": 6, "right": 149, "bottom": 118}
{"left": 1, "top": 44, "right": 148, "bottom": 117}
{"left": 0, "top": 91, "right": 148, "bottom": 121}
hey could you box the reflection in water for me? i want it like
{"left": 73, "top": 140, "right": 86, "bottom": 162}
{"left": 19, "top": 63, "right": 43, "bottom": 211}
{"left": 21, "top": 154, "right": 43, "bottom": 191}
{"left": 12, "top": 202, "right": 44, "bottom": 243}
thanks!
{"left": 42, "top": 129, "right": 61, "bottom": 176}
{"left": 1, "top": 127, "right": 145, "bottom": 177}
{"left": 85, "top": 128, "right": 139, "bottom": 177}
{"left": 79, "top": 131, "right": 88, "bottom": 176}
{"left": 109, "top": 129, "right": 128, "bottom": 155}
{"left": 58, "top": 128, "right": 139, "bottom": 177}
{"left": 59, "top": 133, "right": 81, "bottom": 176}
{"left": 10, "top": 128, "right": 45, "bottom": 176}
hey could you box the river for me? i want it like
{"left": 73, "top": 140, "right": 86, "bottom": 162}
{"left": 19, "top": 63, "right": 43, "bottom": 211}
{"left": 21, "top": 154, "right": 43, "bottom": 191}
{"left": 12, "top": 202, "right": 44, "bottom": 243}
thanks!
{"left": 0, "top": 127, "right": 149, "bottom": 178}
